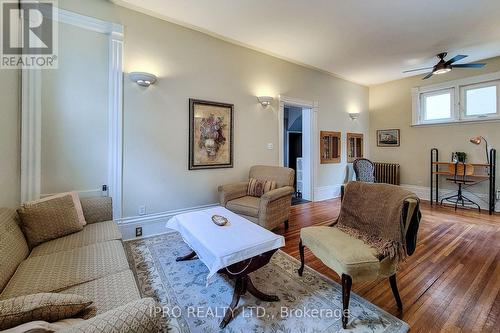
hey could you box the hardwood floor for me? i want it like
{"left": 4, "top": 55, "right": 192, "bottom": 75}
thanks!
{"left": 275, "top": 199, "right": 500, "bottom": 333}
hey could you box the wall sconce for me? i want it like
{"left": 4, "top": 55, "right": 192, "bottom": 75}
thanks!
{"left": 257, "top": 96, "right": 273, "bottom": 107}
{"left": 129, "top": 72, "right": 157, "bottom": 87}
{"left": 349, "top": 112, "right": 360, "bottom": 120}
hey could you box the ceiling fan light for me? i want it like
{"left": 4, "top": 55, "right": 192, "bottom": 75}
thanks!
{"left": 433, "top": 68, "right": 451, "bottom": 75}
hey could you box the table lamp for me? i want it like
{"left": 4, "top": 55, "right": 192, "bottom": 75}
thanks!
{"left": 469, "top": 136, "right": 490, "bottom": 164}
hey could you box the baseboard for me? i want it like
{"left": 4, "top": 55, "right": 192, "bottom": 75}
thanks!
{"left": 313, "top": 185, "right": 342, "bottom": 202}
{"left": 401, "top": 183, "right": 499, "bottom": 212}
{"left": 118, "top": 203, "right": 218, "bottom": 240}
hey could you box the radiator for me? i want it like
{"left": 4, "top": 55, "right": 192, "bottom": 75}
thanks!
{"left": 373, "top": 162, "right": 400, "bottom": 185}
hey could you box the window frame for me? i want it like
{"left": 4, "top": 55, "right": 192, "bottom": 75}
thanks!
{"left": 420, "top": 88, "right": 455, "bottom": 124}
{"left": 460, "top": 81, "right": 500, "bottom": 120}
{"left": 411, "top": 71, "right": 500, "bottom": 126}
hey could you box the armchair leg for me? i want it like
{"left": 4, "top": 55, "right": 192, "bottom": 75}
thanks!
{"left": 284, "top": 220, "right": 289, "bottom": 229}
{"left": 341, "top": 274, "right": 352, "bottom": 329}
{"left": 389, "top": 274, "right": 403, "bottom": 310}
{"left": 298, "top": 240, "right": 305, "bottom": 276}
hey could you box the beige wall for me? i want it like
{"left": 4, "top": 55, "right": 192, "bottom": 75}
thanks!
{"left": 369, "top": 56, "right": 500, "bottom": 194}
{"left": 55, "top": 0, "right": 369, "bottom": 217}
{"left": 0, "top": 70, "right": 20, "bottom": 208}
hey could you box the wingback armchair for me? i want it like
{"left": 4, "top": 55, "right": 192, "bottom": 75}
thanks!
{"left": 218, "top": 165, "right": 295, "bottom": 230}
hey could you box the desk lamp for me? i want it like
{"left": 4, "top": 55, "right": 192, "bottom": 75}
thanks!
{"left": 469, "top": 136, "right": 490, "bottom": 164}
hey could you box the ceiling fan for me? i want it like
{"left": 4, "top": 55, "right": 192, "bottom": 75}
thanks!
{"left": 404, "top": 52, "right": 486, "bottom": 80}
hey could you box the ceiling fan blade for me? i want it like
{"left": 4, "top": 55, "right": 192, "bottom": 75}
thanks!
{"left": 403, "top": 67, "right": 434, "bottom": 73}
{"left": 444, "top": 54, "right": 467, "bottom": 65}
{"left": 423, "top": 72, "right": 434, "bottom": 80}
{"left": 451, "top": 63, "right": 486, "bottom": 68}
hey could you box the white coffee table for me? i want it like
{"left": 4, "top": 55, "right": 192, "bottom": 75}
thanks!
{"left": 166, "top": 206, "right": 285, "bottom": 328}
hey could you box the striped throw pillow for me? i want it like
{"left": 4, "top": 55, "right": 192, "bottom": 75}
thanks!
{"left": 247, "top": 178, "right": 277, "bottom": 197}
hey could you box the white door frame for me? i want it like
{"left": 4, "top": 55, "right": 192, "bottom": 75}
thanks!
{"left": 21, "top": 8, "right": 124, "bottom": 219}
{"left": 278, "top": 95, "right": 319, "bottom": 202}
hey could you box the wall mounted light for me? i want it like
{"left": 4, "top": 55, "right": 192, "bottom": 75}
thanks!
{"left": 349, "top": 112, "right": 360, "bottom": 120}
{"left": 257, "top": 96, "right": 274, "bottom": 107}
{"left": 129, "top": 72, "right": 157, "bottom": 87}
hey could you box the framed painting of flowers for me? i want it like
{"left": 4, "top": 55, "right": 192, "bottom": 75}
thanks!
{"left": 189, "top": 99, "right": 234, "bottom": 170}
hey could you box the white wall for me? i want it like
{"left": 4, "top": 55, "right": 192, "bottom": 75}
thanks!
{"left": 41, "top": 22, "right": 109, "bottom": 196}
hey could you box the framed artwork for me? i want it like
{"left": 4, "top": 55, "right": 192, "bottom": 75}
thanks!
{"left": 377, "top": 129, "right": 400, "bottom": 147}
{"left": 189, "top": 99, "right": 234, "bottom": 170}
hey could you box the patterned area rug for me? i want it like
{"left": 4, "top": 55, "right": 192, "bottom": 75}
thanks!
{"left": 124, "top": 232, "right": 409, "bottom": 333}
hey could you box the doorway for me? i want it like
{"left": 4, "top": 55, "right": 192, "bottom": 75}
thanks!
{"left": 282, "top": 102, "right": 314, "bottom": 204}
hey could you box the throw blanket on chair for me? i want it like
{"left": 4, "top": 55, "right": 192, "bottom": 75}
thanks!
{"left": 335, "top": 182, "right": 419, "bottom": 265}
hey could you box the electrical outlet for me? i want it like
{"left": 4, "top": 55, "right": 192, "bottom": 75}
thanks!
{"left": 267, "top": 143, "right": 273, "bottom": 150}
{"left": 138, "top": 205, "right": 146, "bottom": 216}
{"left": 496, "top": 189, "right": 500, "bottom": 201}
{"left": 135, "top": 227, "right": 143, "bottom": 237}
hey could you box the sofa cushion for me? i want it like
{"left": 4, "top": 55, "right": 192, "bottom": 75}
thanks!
{"left": 0, "top": 209, "right": 29, "bottom": 293}
{"left": 59, "top": 270, "right": 140, "bottom": 319}
{"left": 30, "top": 221, "right": 122, "bottom": 257}
{"left": 301, "top": 226, "right": 380, "bottom": 282}
{"left": 58, "top": 298, "right": 160, "bottom": 333}
{"left": 0, "top": 293, "right": 91, "bottom": 330}
{"left": 2, "top": 319, "right": 85, "bottom": 333}
{"left": 247, "top": 178, "right": 277, "bottom": 197}
{"left": 17, "top": 194, "right": 84, "bottom": 249}
{"left": 80, "top": 197, "right": 112, "bottom": 224}
{"left": 226, "top": 196, "right": 260, "bottom": 217}
{"left": 0, "top": 241, "right": 129, "bottom": 299}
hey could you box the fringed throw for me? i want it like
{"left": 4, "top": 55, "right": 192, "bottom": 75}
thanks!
{"left": 335, "top": 182, "right": 419, "bottom": 266}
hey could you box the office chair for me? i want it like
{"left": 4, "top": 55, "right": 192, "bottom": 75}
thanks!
{"left": 440, "top": 162, "right": 480, "bottom": 212}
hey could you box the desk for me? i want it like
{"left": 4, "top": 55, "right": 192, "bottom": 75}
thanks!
{"left": 430, "top": 149, "right": 497, "bottom": 214}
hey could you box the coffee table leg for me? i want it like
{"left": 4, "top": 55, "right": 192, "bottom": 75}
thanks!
{"left": 176, "top": 250, "right": 197, "bottom": 262}
{"left": 246, "top": 276, "right": 280, "bottom": 302}
{"left": 220, "top": 277, "right": 245, "bottom": 329}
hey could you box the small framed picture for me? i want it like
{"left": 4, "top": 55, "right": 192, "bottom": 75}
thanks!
{"left": 377, "top": 129, "right": 400, "bottom": 147}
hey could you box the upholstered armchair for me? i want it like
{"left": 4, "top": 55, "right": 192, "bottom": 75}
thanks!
{"left": 298, "top": 182, "right": 421, "bottom": 329}
{"left": 218, "top": 165, "right": 295, "bottom": 230}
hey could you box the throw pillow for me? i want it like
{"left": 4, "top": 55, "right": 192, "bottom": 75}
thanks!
{"left": 0, "top": 293, "right": 92, "bottom": 330}
{"left": 17, "top": 194, "right": 84, "bottom": 248}
{"left": 247, "top": 178, "right": 277, "bottom": 197}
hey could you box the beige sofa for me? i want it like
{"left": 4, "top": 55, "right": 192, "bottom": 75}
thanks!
{"left": 218, "top": 165, "right": 295, "bottom": 230}
{"left": 0, "top": 197, "right": 160, "bottom": 332}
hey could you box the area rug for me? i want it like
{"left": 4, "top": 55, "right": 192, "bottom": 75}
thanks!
{"left": 124, "top": 231, "right": 409, "bottom": 333}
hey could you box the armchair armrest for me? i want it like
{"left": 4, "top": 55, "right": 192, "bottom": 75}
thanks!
{"left": 80, "top": 197, "right": 113, "bottom": 224}
{"left": 218, "top": 181, "right": 249, "bottom": 206}
{"left": 59, "top": 298, "right": 161, "bottom": 333}
{"left": 260, "top": 186, "right": 294, "bottom": 203}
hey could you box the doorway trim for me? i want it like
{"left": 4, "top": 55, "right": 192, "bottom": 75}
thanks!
{"left": 278, "top": 95, "right": 319, "bottom": 202}
{"left": 20, "top": 8, "right": 124, "bottom": 219}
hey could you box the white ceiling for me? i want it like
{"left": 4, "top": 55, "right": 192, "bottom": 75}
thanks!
{"left": 113, "top": 0, "right": 500, "bottom": 85}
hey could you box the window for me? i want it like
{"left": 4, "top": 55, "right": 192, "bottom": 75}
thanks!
{"left": 461, "top": 82, "right": 499, "bottom": 119}
{"left": 412, "top": 73, "right": 500, "bottom": 125}
{"left": 421, "top": 89, "right": 453, "bottom": 122}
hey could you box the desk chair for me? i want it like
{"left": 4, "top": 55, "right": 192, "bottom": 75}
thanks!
{"left": 440, "top": 162, "right": 481, "bottom": 212}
